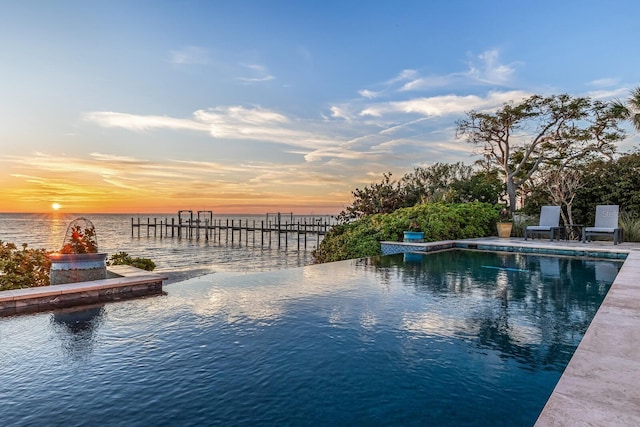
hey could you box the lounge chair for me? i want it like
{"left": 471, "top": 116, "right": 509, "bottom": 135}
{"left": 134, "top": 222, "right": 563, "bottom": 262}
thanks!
{"left": 524, "top": 206, "right": 561, "bottom": 241}
{"left": 582, "top": 205, "right": 622, "bottom": 245}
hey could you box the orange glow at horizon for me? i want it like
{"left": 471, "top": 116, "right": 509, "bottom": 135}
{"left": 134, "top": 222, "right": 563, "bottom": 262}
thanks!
{"left": 0, "top": 185, "right": 345, "bottom": 215}
{"left": 0, "top": 153, "right": 352, "bottom": 215}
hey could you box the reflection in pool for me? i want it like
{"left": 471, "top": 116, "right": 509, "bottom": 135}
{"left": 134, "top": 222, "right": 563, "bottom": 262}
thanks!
{"left": 0, "top": 250, "right": 622, "bottom": 426}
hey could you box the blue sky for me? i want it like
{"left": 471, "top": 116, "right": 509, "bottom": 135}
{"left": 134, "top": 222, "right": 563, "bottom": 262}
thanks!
{"left": 1, "top": 0, "right": 638, "bottom": 213}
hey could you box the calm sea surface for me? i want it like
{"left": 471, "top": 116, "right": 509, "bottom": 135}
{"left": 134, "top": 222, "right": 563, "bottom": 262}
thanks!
{"left": 0, "top": 213, "right": 333, "bottom": 283}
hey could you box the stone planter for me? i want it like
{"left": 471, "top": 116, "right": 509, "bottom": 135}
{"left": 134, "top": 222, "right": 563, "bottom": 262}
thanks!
{"left": 497, "top": 222, "right": 513, "bottom": 238}
{"left": 403, "top": 231, "right": 425, "bottom": 243}
{"left": 49, "top": 253, "right": 108, "bottom": 286}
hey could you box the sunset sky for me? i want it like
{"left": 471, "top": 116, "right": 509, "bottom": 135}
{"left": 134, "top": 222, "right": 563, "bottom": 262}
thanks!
{"left": 1, "top": 1, "right": 639, "bottom": 214}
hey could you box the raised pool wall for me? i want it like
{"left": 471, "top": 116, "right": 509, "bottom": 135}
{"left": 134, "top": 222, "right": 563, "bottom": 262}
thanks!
{"left": 381, "top": 240, "right": 629, "bottom": 259}
{"left": 0, "top": 265, "right": 167, "bottom": 317}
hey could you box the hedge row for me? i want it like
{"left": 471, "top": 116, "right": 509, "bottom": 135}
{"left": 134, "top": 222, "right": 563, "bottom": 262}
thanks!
{"left": 313, "top": 202, "right": 498, "bottom": 263}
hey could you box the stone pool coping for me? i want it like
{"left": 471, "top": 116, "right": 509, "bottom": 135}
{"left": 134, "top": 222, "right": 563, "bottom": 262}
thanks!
{"left": 382, "top": 237, "right": 640, "bottom": 426}
{"left": 0, "top": 265, "right": 168, "bottom": 317}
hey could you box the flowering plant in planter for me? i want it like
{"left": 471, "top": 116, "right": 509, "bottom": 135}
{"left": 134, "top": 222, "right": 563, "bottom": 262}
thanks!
{"left": 499, "top": 207, "right": 512, "bottom": 222}
{"left": 60, "top": 221, "right": 99, "bottom": 254}
{"left": 407, "top": 220, "right": 421, "bottom": 231}
{"left": 497, "top": 207, "right": 513, "bottom": 238}
{"left": 50, "top": 218, "right": 106, "bottom": 285}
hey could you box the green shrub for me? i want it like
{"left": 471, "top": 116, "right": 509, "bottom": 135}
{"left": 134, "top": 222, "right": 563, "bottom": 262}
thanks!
{"left": 0, "top": 245, "right": 157, "bottom": 291}
{"left": 107, "top": 252, "right": 156, "bottom": 271}
{"left": 313, "top": 202, "right": 498, "bottom": 263}
{"left": 619, "top": 212, "right": 640, "bottom": 242}
{"left": 511, "top": 216, "right": 538, "bottom": 238}
{"left": 0, "top": 241, "right": 51, "bottom": 290}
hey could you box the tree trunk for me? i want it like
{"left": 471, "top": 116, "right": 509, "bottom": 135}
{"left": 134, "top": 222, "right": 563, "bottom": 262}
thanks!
{"left": 566, "top": 203, "right": 574, "bottom": 225}
{"left": 506, "top": 176, "right": 517, "bottom": 213}
{"left": 560, "top": 209, "right": 569, "bottom": 226}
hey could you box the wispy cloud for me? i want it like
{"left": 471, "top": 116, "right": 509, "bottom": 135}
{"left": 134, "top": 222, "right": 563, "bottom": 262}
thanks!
{"left": 169, "top": 46, "right": 211, "bottom": 65}
{"left": 467, "top": 49, "right": 517, "bottom": 85}
{"left": 84, "top": 86, "right": 533, "bottom": 172}
{"left": 360, "top": 90, "right": 531, "bottom": 118}
{"left": 84, "top": 106, "right": 341, "bottom": 155}
{"left": 587, "top": 78, "right": 619, "bottom": 88}
{"left": 83, "top": 112, "right": 209, "bottom": 132}
{"left": 358, "top": 49, "right": 518, "bottom": 95}
{"left": 400, "top": 75, "right": 461, "bottom": 92}
{"left": 388, "top": 69, "right": 419, "bottom": 85}
{"left": 80, "top": 48, "right": 536, "bottom": 192}
{"left": 1, "top": 150, "right": 355, "bottom": 212}
{"left": 585, "top": 88, "right": 629, "bottom": 100}
{"left": 237, "top": 63, "right": 275, "bottom": 83}
{"left": 354, "top": 70, "right": 419, "bottom": 100}
{"left": 330, "top": 106, "right": 352, "bottom": 121}
{"left": 358, "top": 89, "right": 380, "bottom": 99}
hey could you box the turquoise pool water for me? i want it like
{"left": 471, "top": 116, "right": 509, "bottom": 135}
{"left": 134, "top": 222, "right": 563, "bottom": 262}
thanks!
{"left": 0, "top": 250, "right": 622, "bottom": 426}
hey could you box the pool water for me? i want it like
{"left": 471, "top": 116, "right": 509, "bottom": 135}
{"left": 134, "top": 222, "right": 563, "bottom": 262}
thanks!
{"left": 0, "top": 250, "right": 622, "bottom": 426}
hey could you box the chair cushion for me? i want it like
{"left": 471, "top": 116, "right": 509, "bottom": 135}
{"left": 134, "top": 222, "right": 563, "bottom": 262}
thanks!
{"left": 526, "top": 226, "right": 553, "bottom": 231}
{"left": 539, "top": 206, "right": 561, "bottom": 227}
{"left": 584, "top": 227, "right": 616, "bottom": 233}
{"left": 594, "top": 205, "right": 619, "bottom": 228}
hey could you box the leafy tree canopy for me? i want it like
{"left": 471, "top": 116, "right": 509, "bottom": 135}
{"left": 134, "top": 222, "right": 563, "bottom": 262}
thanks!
{"left": 611, "top": 86, "right": 640, "bottom": 132}
{"left": 337, "top": 163, "right": 502, "bottom": 223}
{"left": 572, "top": 152, "right": 640, "bottom": 225}
{"left": 456, "top": 94, "right": 625, "bottom": 213}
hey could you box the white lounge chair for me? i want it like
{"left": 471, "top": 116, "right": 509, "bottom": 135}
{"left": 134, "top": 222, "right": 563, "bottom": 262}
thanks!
{"left": 582, "top": 205, "right": 622, "bottom": 245}
{"left": 524, "top": 206, "right": 561, "bottom": 241}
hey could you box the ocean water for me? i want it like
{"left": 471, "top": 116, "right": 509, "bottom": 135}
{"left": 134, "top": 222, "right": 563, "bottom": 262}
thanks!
{"left": 0, "top": 213, "right": 333, "bottom": 283}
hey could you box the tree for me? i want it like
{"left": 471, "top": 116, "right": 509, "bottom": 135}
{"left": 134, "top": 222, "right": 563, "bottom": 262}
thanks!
{"left": 543, "top": 167, "right": 583, "bottom": 226}
{"left": 336, "top": 164, "right": 503, "bottom": 223}
{"left": 400, "top": 162, "right": 502, "bottom": 204}
{"left": 611, "top": 86, "right": 640, "bottom": 132}
{"left": 573, "top": 152, "right": 640, "bottom": 225}
{"left": 336, "top": 173, "right": 408, "bottom": 222}
{"left": 452, "top": 168, "right": 503, "bottom": 204}
{"left": 456, "top": 94, "right": 624, "bottom": 214}
{"left": 400, "top": 162, "right": 474, "bottom": 203}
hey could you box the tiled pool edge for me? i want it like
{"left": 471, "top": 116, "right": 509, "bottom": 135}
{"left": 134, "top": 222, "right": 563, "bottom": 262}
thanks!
{"left": 381, "top": 239, "right": 629, "bottom": 259}
{"left": 0, "top": 265, "right": 168, "bottom": 317}
{"left": 382, "top": 239, "right": 640, "bottom": 426}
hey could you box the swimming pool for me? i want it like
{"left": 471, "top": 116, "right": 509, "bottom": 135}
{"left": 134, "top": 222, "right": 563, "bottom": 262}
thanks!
{"left": 0, "top": 250, "right": 621, "bottom": 426}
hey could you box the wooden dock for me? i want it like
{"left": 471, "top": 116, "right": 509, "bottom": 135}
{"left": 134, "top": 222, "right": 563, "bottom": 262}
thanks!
{"left": 131, "top": 210, "right": 334, "bottom": 250}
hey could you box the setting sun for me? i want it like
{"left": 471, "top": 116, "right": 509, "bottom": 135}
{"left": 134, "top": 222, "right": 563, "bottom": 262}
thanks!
{"left": 51, "top": 203, "right": 62, "bottom": 210}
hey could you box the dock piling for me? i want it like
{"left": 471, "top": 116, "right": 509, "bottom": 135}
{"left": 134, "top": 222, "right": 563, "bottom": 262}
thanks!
{"left": 131, "top": 212, "right": 332, "bottom": 252}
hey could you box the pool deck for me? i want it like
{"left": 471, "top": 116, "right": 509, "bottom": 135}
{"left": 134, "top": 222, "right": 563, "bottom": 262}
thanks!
{"left": 385, "top": 237, "right": 640, "bottom": 426}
